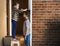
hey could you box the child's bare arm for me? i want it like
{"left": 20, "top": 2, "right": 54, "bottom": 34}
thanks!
{"left": 21, "top": 9, "right": 27, "bottom": 11}
{"left": 25, "top": 27, "right": 28, "bottom": 40}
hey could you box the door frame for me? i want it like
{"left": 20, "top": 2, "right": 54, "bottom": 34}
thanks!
{"left": 7, "top": 0, "right": 12, "bottom": 36}
{"left": 7, "top": 0, "right": 32, "bottom": 46}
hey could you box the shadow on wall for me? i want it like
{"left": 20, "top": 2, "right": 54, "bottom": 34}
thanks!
{"left": 2, "top": 38, "right": 4, "bottom": 46}
{"left": 46, "top": 19, "right": 60, "bottom": 46}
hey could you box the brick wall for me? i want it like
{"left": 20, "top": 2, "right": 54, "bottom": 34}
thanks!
{"left": 32, "top": 0, "right": 60, "bottom": 46}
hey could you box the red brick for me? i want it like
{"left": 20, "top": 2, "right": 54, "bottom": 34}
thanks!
{"left": 32, "top": 0, "right": 60, "bottom": 46}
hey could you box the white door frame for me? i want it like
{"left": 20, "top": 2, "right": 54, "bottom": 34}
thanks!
{"left": 9, "top": 0, "right": 12, "bottom": 36}
{"left": 9, "top": 0, "right": 32, "bottom": 46}
{"left": 28, "top": 0, "right": 32, "bottom": 46}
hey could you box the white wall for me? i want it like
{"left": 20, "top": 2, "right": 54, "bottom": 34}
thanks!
{"left": 0, "top": 0, "right": 7, "bottom": 46}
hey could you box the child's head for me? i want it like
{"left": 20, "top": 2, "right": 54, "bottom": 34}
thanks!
{"left": 14, "top": 3, "right": 19, "bottom": 9}
{"left": 23, "top": 10, "right": 30, "bottom": 19}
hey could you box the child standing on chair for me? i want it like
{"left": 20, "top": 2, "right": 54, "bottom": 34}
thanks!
{"left": 23, "top": 10, "right": 30, "bottom": 46}
{"left": 12, "top": 2, "right": 27, "bottom": 40}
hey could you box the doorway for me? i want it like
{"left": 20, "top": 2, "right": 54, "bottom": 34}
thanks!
{"left": 7, "top": 0, "right": 32, "bottom": 46}
{"left": 7, "top": 0, "right": 28, "bottom": 36}
{"left": 12, "top": 0, "right": 28, "bottom": 36}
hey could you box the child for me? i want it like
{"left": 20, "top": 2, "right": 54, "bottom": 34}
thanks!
{"left": 23, "top": 10, "right": 30, "bottom": 46}
{"left": 12, "top": 2, "right": 27, "bottom": 40}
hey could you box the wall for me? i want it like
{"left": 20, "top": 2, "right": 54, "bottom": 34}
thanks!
{"left": 32, "top": 0, "right": 60, "bottom": 46}
{"left": 0, "top": 0, "right": 7, "bottom": 46}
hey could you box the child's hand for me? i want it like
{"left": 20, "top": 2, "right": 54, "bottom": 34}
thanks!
{"left": 25, "top": 36, "right": 26, "bottom": 40}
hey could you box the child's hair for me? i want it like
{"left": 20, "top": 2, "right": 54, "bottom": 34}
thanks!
{"left": 14, "top": 2, "right": 19, "bottom": 6}
{"left": 23, "top": 10, "right": 30, "bottom": 18}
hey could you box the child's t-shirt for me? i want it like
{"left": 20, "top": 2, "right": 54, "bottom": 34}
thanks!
{"left": 23, "top": 19, "right": 30, "bottom": 36}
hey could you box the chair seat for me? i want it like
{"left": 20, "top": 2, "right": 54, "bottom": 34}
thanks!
{"left": 11, "top": 40, "right": 21, "bottom": 46}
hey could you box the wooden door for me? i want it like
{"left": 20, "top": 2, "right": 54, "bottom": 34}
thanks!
{"left": 7, "top": 0, "right": 10, "bottom": 36}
